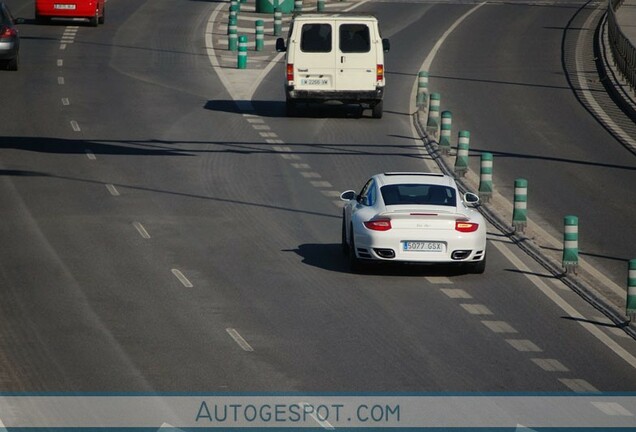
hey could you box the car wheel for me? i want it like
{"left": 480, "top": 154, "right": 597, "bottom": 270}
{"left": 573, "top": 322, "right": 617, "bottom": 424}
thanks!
{"left": 348, "top": 226, "right": 363, "bottom": 273}
{"left": 98, "top": 7, "right": 105, "bottom": 24}
{"left": 341, "top": 216, "right": 349, "bottom": 255}
{"left": 89, "top": 10, "right": 99, "bottom": 26}
{"left": 6, "top": 54, "right": 18, "bottom": 71}
{"left": 371, "top": 100, "right": 383, "bottom": 119}
{"left": 468, "top": 255, "right": 486, "bottom": 274}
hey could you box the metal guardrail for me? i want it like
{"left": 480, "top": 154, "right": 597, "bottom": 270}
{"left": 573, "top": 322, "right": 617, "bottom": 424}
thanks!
{"left": 608, "top": 0, "right": 636, "bottom": 95}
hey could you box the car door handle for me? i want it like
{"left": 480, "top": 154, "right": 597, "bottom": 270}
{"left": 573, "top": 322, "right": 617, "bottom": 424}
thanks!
{"left": 298, "top": 68, "right": 308, "bottom": 72}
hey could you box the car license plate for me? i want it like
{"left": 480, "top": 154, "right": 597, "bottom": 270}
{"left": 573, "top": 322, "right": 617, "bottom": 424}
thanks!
{"left": 403, "top": 241, "right": 445, "bottom": 252}
{"left": 301, "top": 78, "right": 329, "bottom": 86}
{"left": 54, "top": 4, "right": 76, "bottom": 9}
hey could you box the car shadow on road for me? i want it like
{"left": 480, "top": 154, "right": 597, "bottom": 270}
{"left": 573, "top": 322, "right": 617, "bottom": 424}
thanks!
{"left": 288, "top": 243, "right": 473, "bottom": 277}
{"left": 204, "top": 99, "right": 372, "bottom": 119}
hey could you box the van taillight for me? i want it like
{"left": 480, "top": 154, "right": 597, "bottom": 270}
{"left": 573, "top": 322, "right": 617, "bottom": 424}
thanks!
{"left": 287, "top": 64, "right": 294, "bottom": 82}
{"left": 376, "top": 64, "right": 384, "bottom": 82}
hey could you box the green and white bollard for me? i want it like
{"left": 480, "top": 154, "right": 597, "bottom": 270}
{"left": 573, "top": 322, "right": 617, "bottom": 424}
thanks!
{"left": 228, "top": 22, "right": 238, "bottom": 51}
{"left": 627, "top": 259, "right": 636, "bottom": 321}
{"left": 478, "top": 152, "right": 493, "bottom": 203}
{"left": 274, "top": 8, "right": 282, "bottom": 36}
{"left": 427, "top": 92, "right": 441, "bottom": 130}
{"left": 255, "top": 20, "right": 264, "bottom": 51}
{"left": 238, "top": 35, "right": 248, "bottom": 69}
{"left": 416, "top": 70, "right": 429, "bottom": 108}
{"left": 229, "top": 4, "right": 238, "bottom": 22}
{"left": 317, "top": 0, "right": 325, "bottom": 11}
{"left": 231, "top": 0, "right": 239, "bottom": 13}
{"left": 454, "top": 130, "right": 470, "bottom": 178}
{"left": 562, "top": 215, "right": 579, "bottom": 273}
{"left": 295, "top": 0, "right": 303, "bottom": 11}
{"left": 512, "top": 178, "right": 528, "bottom": 233}
{"left": 227, "top": 17, "right": 236, "bottom": 35}
{"left": 439, "top": 111, "right": 452, "bottom": 155}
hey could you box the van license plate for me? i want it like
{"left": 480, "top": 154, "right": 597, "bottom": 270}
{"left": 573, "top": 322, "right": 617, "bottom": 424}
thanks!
{"left": 54, "top": 4, "right": 76, "bottom": 9}
{"left": 301, "top": 78, "right": 329, "bottom": 86}
{"left": 403, "top": 241, "right": 445, "bottom": 252}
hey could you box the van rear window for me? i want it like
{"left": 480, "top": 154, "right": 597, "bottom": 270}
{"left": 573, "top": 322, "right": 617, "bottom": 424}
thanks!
{"left": 300, "top": 23, "right": 332, "bottom": 53}
{"left": 339, "top": 24, "right": 370, "bottom": 53}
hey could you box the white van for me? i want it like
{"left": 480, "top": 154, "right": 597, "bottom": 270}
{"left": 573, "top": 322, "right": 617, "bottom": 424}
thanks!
{"left": 276, "top": 13, "right": 390, "bottom": 118}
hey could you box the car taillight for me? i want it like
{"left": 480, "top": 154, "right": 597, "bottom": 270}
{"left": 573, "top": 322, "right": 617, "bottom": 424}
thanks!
{"left": 287, "top": 64, "right": 294, "bottom": 82}
{"left": 376, "top": 64, "right": 384, "bottom": 81}
{"left": 364, "top": 219, "right": 392, "bottom": 231}
{"left": 0, "top": 26, "right": 16, "bottom": 39}
{"left": 455, "top": 221, "right": 479, "bottom": 233}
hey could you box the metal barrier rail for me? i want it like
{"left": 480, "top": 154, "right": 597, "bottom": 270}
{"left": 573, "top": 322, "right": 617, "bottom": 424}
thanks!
{"left": 608, "top": 0, "right": 636, "bottom": 95}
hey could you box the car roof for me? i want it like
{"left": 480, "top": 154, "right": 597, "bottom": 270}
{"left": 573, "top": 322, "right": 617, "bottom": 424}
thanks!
{"left": 374, "top": 172, "right": 456, "bottom": 187}
{"left": 291, "top": 13, "right": 378, "bottom": 21}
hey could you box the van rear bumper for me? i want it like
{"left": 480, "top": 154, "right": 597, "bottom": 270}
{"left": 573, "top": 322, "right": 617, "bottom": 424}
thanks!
{"left": 286, "top": 87, "right": 384, "bottom": 104}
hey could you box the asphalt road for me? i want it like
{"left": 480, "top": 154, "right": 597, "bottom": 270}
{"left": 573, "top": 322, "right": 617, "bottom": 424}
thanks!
{"left": 0, "top": 0, "right": 635, "bottom": 394}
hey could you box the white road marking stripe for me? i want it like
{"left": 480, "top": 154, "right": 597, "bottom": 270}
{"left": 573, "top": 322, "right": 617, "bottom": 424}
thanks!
{"left": 246, "top": 118, "right": 264, "bottom": 123}
{"left": 506, "top": 339, "right": 542, "bottom": 352}
{"left": 492, "top": 241, "right": 636, "bottom": 369}
{"left": 70, "top": 120, "right": 81, "bottom": 132}
{"left": 171, "top": 269, "right": 193, "bottom": 288}
{"left": 252, "top": 125, "right": 270, "bottom": 131}
{"left": 482, "top": 321, "right": 518, "bottom": 333}
{"left": 321, "top": 190, "right": 342, "bottom": 197}
{"left": 426, "top": 276, "right": 453, "bottom": 284}
{"left": 59, "top": 44, "right": 66, "bottom": 50}
{"left": 310, "top": 180, "right": 332, "bottom": 188}
{"left": 531, "top": 358, "right": 569, "bottom": 372}
{"left": 226, "top": 328, "right": 254, "bottom": 352}
{"left": 61, "top": 38, "right": 74, "bottom": 43}
{"left": 460, "top": 304, "right": 493, "bottom": 315}
{"left": 440, "top": 288, "right": 472, "bottom": 298}
{"left": 332, "top": 200, "right": 345, "bottom": 208}
{"left": 133, "top": 222, "right": 151, "bottom": 239}
{"left": 57, "top": 59, "right": 63, "bottom": 66}
{"left": 260, "top": 132, "right": 277, "bottom": 138}
{"left": 265, "top": 139, "right": 284, "bottom": 144}
{"left": 61, "top": 98, "right": 70, "bottom": 106}
{"left": 291, "top": 163, "right": 310, "bottom": 169}
{"left": 591, "top": 402, "right": 633, "bottom": 416}
{"left": 300, "top": 172, "right": 321, "bottom": 178}
{"left": 558, "top": 378, "right": 598, "bottom": 393}
{"left": 105, "top": 184, "right": 120, "bottom": 196}
{"left": 57, "top": 76, "right": 65, "bottom": 85}
{"left": 273, "top": 146, "right": 291, "bottom": 152}
{"left": 85, "top": 150, "right": 96, "bottom": 160}
{"left": 281, "top": 154, "right": 300, "bottom": 160}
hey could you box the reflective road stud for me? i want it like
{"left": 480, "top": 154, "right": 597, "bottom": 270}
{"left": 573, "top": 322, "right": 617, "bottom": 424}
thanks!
{"left": 274, "top": 8, "right": 282, "bottom": 36}
{"left": 416, "top": 70, "right": 429, "bottom": 108}
{"left": 255, "top": 20, "right": 264, "bottom": 51}
{"left": 512, "top": 178, "right": 528, "bottom": 233}
{"left": 628, "top": 259, "right": 636, "bottom": 321}
{"left": 427, "top": 92, "right": 441, "bottom": 130}
{"left": 562, "top": 215, "right": 579, "bottom": 274}
{"left": 478, "top": 152, "right": 493, "bottom": 203}
{"left": 454, "top": 130, "right": 470, "bottom": 178}
{"left": 439, "top": 111, "right": 452, "bottom": 155}
{"left": 238, "top": 35, "right": 248, "bottom": 69}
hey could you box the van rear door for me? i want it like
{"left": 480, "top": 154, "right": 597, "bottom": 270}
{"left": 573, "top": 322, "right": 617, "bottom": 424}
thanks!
{"left": 292, "top": 21, "right": 337, "bottom": 93}
{"left": 336, "top": 20, "right": 377, "bottom": 92}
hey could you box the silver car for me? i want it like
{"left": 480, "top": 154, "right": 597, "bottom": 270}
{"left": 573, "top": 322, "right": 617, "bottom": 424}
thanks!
{"left": 0, "top": 2, "right": 22, "bottom": 71}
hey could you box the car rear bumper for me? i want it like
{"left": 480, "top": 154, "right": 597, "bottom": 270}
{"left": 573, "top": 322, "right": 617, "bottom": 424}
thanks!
{"left": 36, "top": 1, "right": 99, "bottom": 17}
{"left": 286, "top": 87, "right": 384, "bottom": 104}
{"left": 0, "top": 41, "right": 18, "bottom": 59}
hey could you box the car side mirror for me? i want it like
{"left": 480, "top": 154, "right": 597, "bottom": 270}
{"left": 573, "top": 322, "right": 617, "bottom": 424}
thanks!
{"left": 463, "top": 192, "right": 480, "bottom": 207}
{"left": 382, "top": 38, "right": 390, "bottom": 52}
{"left": 276, "top": 38, "right": 286, "bottom": 52}
{"left": 340, "top": 190, "right": 356, "bottom": 201}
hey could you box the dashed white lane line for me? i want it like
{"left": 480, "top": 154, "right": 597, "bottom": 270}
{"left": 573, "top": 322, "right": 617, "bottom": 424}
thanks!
{"left": 426, "top": 276, "right": 453, "bottom": 284}
{"left": 460, "top": 304, "right": 493, "bottom": 315}
{"left": 272, "top": 146, "right": 291, "bottom": 152}
{"left": 246, "top": 118, "right": 264, "bottom": 124}
{"left": 300, "top": 172, "right": 321, "bottom": 178}
{"left": 132, "top": 222, "right": 151, "bottom": 239}
{"left": 321, "top": 190, "right": 342, "bottom": 197}
{"left": 281, "top": 153, "right": 300, "bottom": 160}
{"left": 506, "top": 339, "right": 543, "bottom": 352}
{"left": 226, "top": 328, "right": 254, "bottom": 352}
{"left": 105, "top": 184, "right": 120, "bottom": 196}
{"left": 291, "top": 163, "right": 310, "bottom": 169}
{"left": 70, "top": 120, "right": 81, "bottom": 132}
{"left": 252, "top": 125, "right": 271, "bottom": 131}
{"left": 57, "top": 59, "right": 63, "bottom": 66}
{"left": 481, "top": 321, "right": 517, "bottom": 333}
{"left": 492, "top": 240, "right": 636, "bottom": 369}
{"left": 531, "top": 358, "right": 569, "bottom": 372}
{"left": 310, "top": 180, "right": 332, "bottom": 188}
{"left": 558, "top": 378, "right": 599, "bottom": 393}
{"left": 171, "top": 269, "right": 193, "bottom": 288}
{"left": 260, "top": 132, "right": 277, "bottom": 138}
{"left": 59, "top": 44, "right": 66, "bottom": 50}
{"left": 57, "top": 76, "right": 65, "bottom": 85}
{"left": 265, "top": 138, "right": 284, "bottom": 144}
{"left": 591, "top": 402, "right": 634, "bottom": 416}
{"left": 62, "top": 98, "right": 70, "bottom": 106}
{"left": 85, "top": 150, "right": 96, "bottom": 160}
{"left": 440, "top": 288, "right": 472, "bottom": 298}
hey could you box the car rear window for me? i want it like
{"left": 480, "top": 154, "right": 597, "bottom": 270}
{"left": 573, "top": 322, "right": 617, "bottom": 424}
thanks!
{"left": 339, "top": 24, "right": 370, "bottom": 53}
{"left": 381, "top": 184, "right": 456, "bottom": 206}
{"left": 300, "top": 23, "right": 332, "bottom": 53}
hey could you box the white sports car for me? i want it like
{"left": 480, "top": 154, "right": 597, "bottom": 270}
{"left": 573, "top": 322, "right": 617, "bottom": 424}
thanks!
{"left": 340, "top": 172, "right": 487, "bottom": 273}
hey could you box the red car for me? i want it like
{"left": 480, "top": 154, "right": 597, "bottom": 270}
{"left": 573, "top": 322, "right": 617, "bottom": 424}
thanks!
{"left": 35, "top": 0, "right": 105, "bottom": 26}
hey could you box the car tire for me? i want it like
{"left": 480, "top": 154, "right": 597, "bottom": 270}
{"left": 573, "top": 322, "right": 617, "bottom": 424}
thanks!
{"left": 341, "top": 217, "right": 349, "bottom": 255}
{"left": 6, "top": 54, "right": 18, "bottom": 71}
{"left": 348, "top": 226, "right": 363, "bottom": 273}
{"left": 89, "top": 10, "right": 98, "bottom": 26}
{"left": 468, "top": 256, "right": 486, "bottom": 274}
{"left": 98, "top": 7, "right": 105, "bottom": 24}
{"left": 371, "top": 100, "right": 383, "bottom": 119}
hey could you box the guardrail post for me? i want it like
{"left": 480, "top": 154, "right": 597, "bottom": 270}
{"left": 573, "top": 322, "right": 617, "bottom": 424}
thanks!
{"left": 427, "top": 93, "right": 441, "bottom": 137}
{"left": 454, "top": 130, "right": 470, "bottom": 178}
{"left": 439, "top": 111, "right": 452, "bottom": 155}
{"left": 512, "top": 178, "right": 528, "bottom": 233}
{"left": 274, "top": 7, "right": 282, "bottom": 37}
{"left": 317, "top": 0, "right": 325, "bottom": 11}
{"left": 255, "top": 20, "right": 264, "bottom": 51}
{"left": 562, "top": 215, "right": 579, "bottom": 274}
{"left": 228, "top": 21, "right": 238, "bottom": 51}
{"left": 295, "top": 0, "right": 303, "bottom": 11}
{"left": 416, "top": 71, "right": 429, "bottom": 108}
{"left": 478, "top": 152, "right": 493, "bottom": 203}
{"left": 238, "top": 35, "right": 248, "bottom": 69}
{"left": 628, "top": 259, "right": 636, "bottom": 321}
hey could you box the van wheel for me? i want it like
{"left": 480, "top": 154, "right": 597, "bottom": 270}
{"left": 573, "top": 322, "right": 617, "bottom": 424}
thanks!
{"left": 286, "top": 100, "right": 297, "bottom": 117}
{"left": 89, "top": 10, "right": 99, "bottom": 26}
{"left": 371, "top": 101, "right": 383, "bottom": 119}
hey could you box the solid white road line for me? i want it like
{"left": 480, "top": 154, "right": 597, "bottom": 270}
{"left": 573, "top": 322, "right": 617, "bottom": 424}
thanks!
{"left": 133, "top": 222, "right": 151, "bottom": 239}
{"left": 226, "top": 328, "right": 254, "bottom": 352}
{"left": 171, "top": 269, "right": 193, "bottom": 288}
{"left": 105, "top": 184, "right": 120, "bottom": 196}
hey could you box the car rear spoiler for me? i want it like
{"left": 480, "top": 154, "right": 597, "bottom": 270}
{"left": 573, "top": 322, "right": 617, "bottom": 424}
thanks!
{"left": 374, "top": 210, "right": 469, "bottom": 221}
